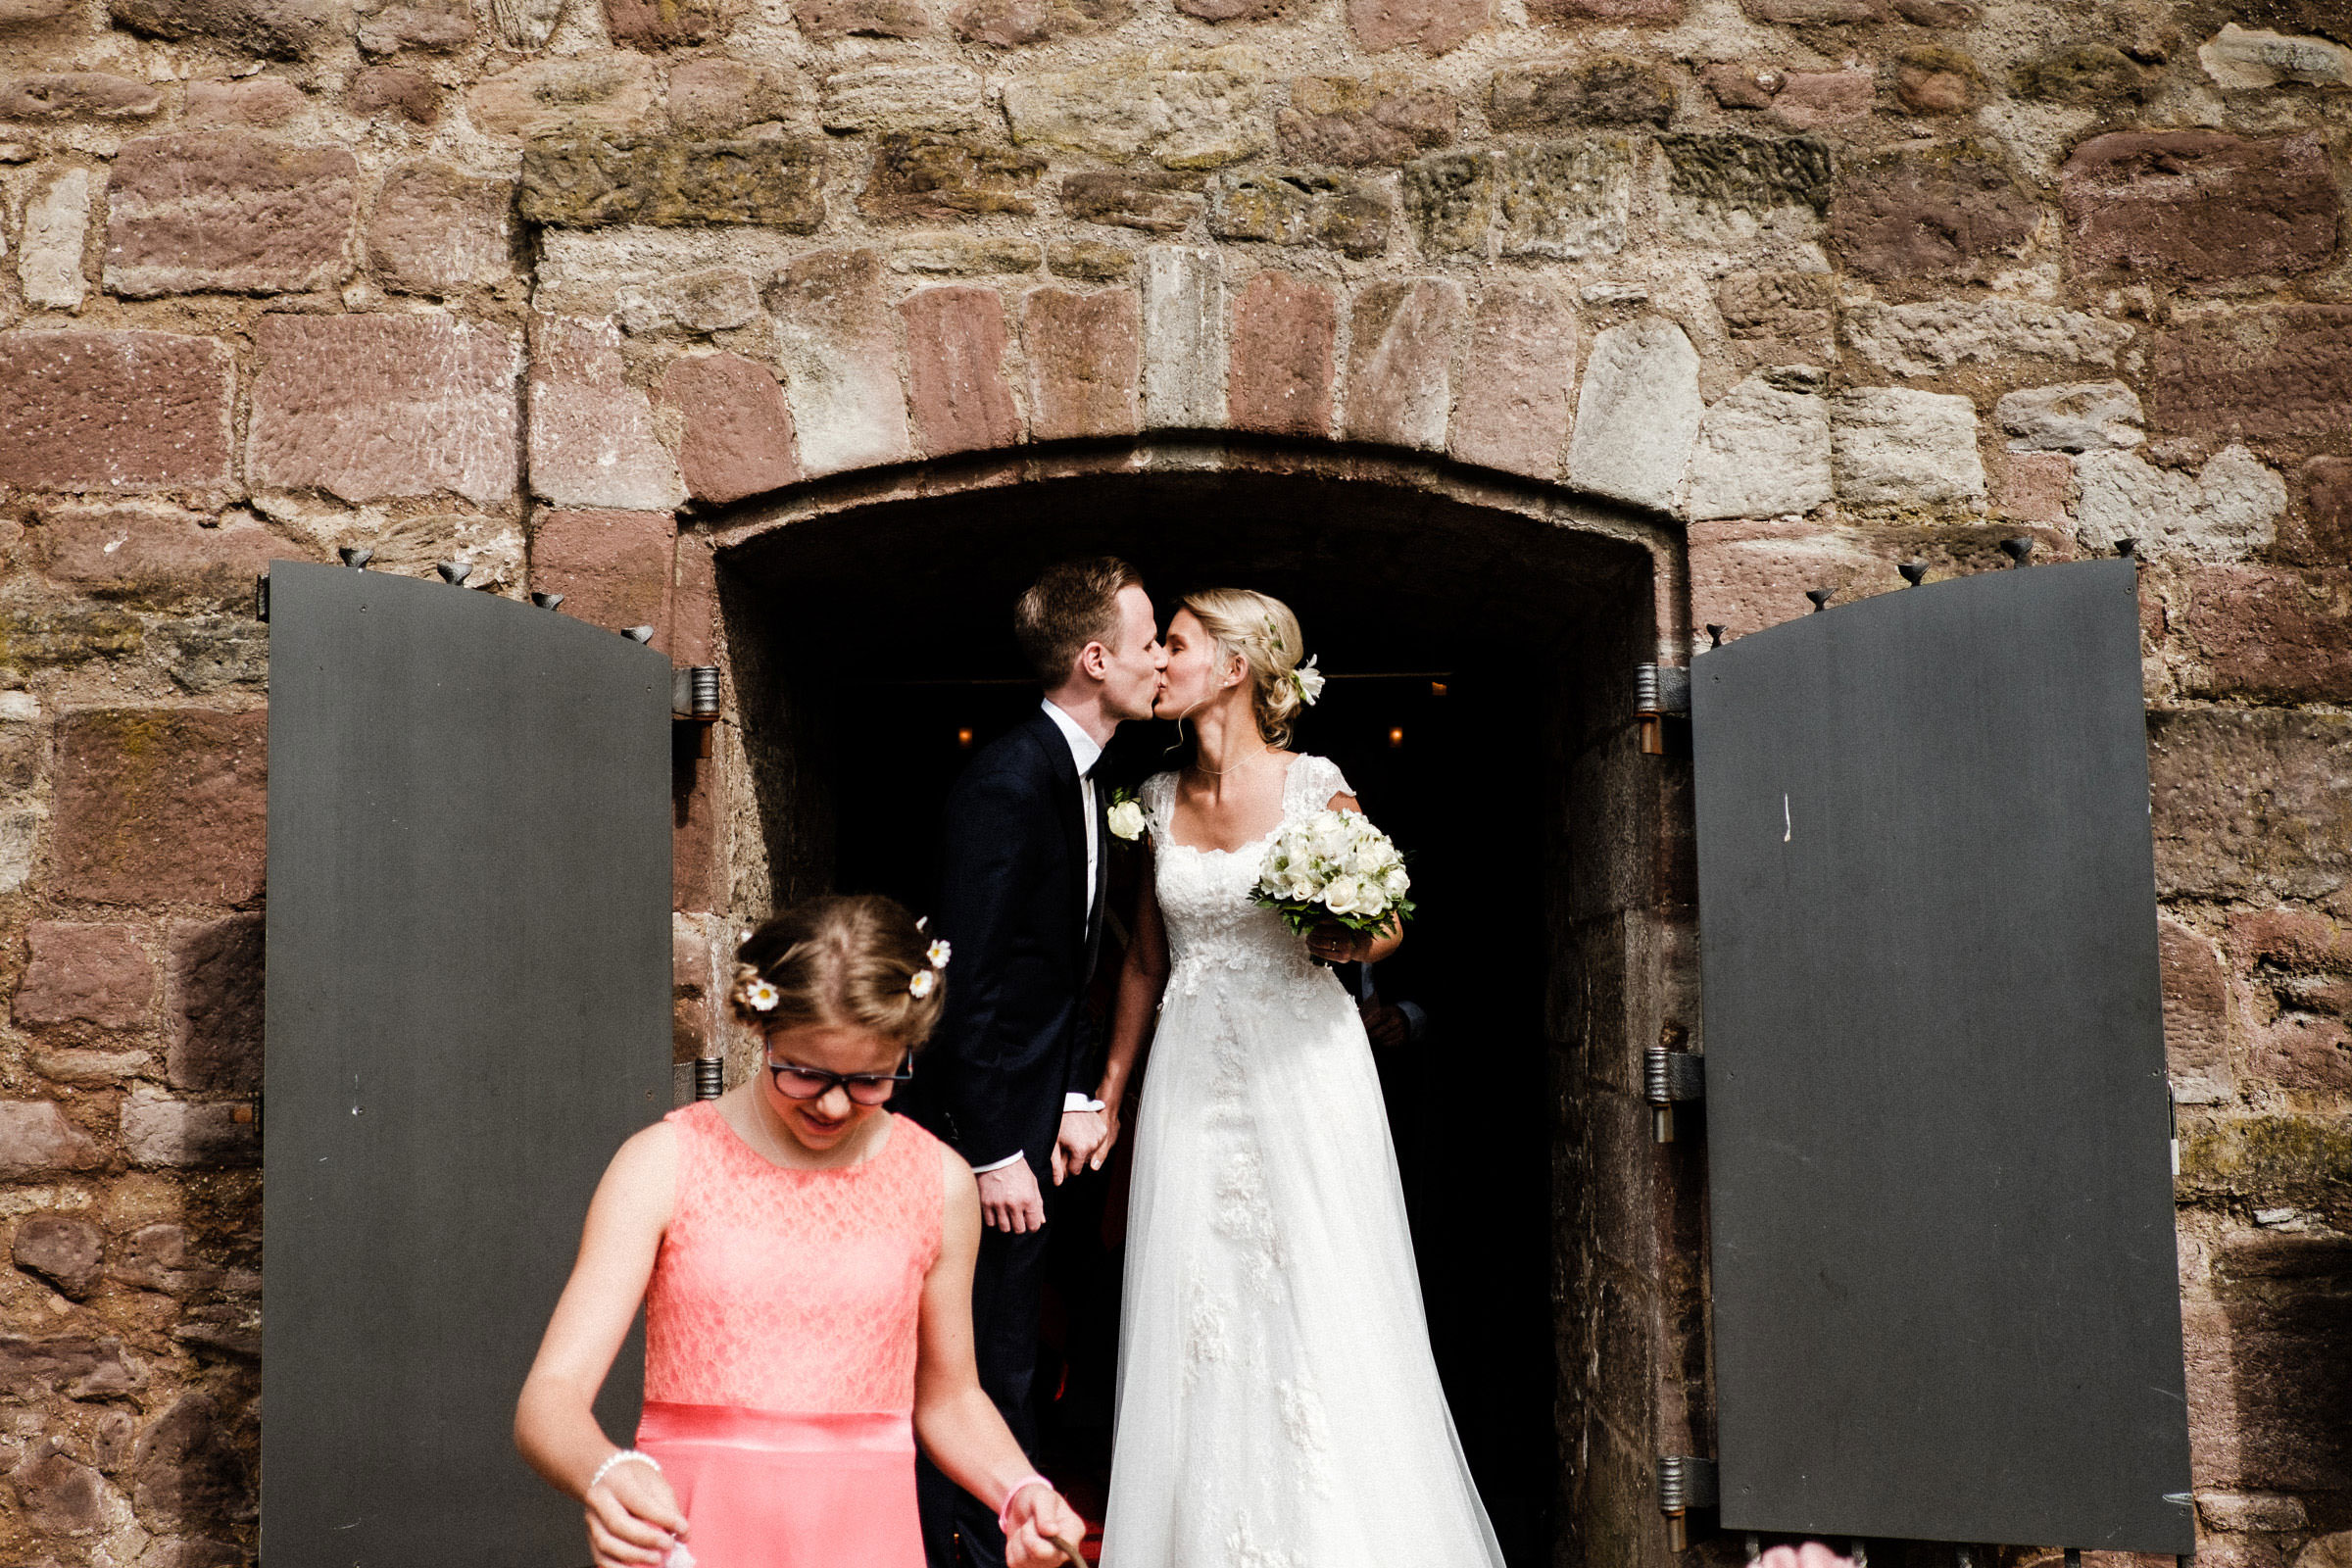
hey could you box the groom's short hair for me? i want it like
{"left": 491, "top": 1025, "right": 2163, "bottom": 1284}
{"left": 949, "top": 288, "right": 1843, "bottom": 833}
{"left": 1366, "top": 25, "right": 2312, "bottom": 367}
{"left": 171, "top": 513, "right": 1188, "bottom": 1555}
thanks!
{"left": 1014, "top": 556, "right": 1145, "bottom": 685}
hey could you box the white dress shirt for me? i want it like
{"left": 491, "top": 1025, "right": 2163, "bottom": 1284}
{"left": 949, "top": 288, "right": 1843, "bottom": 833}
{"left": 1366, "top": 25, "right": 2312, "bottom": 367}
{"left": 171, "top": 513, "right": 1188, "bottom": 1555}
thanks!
{"left": 970, "top": 701, "right": 1107, "bottom": 1176}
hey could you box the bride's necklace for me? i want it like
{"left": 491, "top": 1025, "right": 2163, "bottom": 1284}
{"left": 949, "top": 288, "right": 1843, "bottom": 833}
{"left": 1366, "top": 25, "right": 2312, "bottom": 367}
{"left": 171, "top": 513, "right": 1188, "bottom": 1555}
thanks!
{"left": 1190, "top": 744, "right": 1271, "bottom": 778}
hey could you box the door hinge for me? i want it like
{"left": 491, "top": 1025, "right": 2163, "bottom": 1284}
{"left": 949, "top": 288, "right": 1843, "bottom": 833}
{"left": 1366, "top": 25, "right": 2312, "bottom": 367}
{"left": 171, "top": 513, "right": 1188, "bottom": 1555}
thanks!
{"left": 1657, "top": 1454, "right": 1718, "bottom": 1551}
{"left": 1636, "top": 663, "right": 1690, "bottom": 756}
{"left": 673, "top": 666, "right": 721, "bottom": 757}
{"left": 255, "top": 573, "right": 270, "bottom": 623}
{"left": 1645, "top": 1044, "right": 1705, "bottom": 1143}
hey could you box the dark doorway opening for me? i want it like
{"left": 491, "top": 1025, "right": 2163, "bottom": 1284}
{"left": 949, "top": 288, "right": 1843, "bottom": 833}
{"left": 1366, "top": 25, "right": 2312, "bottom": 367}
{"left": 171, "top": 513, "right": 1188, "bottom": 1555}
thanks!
{"left": 714, "top": 460, "right": 1665, "bottom": 1568}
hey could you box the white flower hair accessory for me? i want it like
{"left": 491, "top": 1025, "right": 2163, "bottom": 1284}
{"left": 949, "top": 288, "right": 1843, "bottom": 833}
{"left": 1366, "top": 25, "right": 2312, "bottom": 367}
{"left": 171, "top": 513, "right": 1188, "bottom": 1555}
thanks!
{"left": 908, "top": 969, "right": 938, "bottom": 1000}
{"left": 926, "top": 939, "right": 952, "bottom": 970}
{"left": 1291, "top": 655, "right": 1325, "bottom": 707}
{"left": 732, "top": 962, "right": 779, "bottom": 1013}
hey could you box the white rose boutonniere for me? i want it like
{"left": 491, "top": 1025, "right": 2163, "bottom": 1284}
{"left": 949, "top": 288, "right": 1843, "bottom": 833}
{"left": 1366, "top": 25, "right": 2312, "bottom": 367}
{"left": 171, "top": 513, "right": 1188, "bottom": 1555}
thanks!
{"left": 1106, "top": 786, "right": 1147, "bottom": 843}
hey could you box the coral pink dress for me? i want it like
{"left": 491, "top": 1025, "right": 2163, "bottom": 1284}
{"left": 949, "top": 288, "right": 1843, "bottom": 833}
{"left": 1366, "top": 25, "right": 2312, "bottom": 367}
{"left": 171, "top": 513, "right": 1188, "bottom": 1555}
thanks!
{"left": 639, "top": 1101, "right": 945, "bottom": 1568}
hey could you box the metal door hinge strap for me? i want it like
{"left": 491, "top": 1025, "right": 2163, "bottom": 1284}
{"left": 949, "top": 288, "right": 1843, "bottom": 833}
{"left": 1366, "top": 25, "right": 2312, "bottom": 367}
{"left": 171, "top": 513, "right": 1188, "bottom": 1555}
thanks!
{"left": 1636, "top": 664, "right": 1690, "bottom": 756}
{"left": 1645, "top": 1046, "right": 1704, "bottom": 1142}
{"left": 1657, "top": 1455, "right": 1717, "bottom": 1552}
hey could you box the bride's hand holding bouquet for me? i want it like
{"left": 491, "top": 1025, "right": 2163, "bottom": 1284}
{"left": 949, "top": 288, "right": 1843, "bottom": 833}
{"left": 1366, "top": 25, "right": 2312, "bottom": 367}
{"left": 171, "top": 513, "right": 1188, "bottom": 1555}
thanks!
{"left": 1251, "top": 808, "right": 1414, "bottom": 965}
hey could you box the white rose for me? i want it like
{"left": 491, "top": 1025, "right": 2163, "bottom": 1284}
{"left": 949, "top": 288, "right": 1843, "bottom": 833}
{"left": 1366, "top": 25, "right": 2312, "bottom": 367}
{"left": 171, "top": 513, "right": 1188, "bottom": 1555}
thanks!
{"left": 1107, "top": 799, "right": 1147, "bottom": 841}
{"left": 1348, "top": 840, "right": 1390, "bottom": 876}
{"left": 1289, "top": 872, "right": 1320, "bottom": 903}
{"left": 1382, "top": 864, "right": 1410, "bottom": 897}
{"left": 1309, "top": 817, "right": 1350, "bottom": 859}
{"left": 1322, "top": 874, "right": 1364, "bottom": 916}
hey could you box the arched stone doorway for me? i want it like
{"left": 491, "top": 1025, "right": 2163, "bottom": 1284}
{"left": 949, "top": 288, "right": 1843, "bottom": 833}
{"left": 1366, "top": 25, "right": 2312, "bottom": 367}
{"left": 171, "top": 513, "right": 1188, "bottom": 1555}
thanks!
{"left": 688, "top": 439, "right": 1709, "bottom": 1568}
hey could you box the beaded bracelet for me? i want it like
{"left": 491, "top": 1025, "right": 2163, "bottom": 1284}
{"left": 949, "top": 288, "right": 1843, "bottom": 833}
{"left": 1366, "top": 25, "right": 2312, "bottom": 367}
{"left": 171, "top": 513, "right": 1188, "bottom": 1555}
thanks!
{"left": 589, "top": 1448, "right": 662, "bottom": 1495}
{"left": 996, "top": 1473, "right": 1053, "bottom": 1535}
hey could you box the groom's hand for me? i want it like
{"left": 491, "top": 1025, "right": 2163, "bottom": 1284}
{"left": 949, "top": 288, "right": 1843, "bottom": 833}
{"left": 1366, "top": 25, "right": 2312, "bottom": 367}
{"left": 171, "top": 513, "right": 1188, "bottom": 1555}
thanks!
{"left": 977, "top": 1160, "right": 1047, "bottom": 1233}
{"left": 1053, "top": 1110, "right": 1108, "bottom": 1184}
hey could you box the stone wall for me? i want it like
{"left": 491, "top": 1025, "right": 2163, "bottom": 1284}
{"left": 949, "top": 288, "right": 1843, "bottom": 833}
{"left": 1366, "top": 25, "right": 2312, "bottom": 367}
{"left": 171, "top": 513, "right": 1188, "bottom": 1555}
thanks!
{"left": 1, "top": 0, "right": 2348, "bottom": 1548}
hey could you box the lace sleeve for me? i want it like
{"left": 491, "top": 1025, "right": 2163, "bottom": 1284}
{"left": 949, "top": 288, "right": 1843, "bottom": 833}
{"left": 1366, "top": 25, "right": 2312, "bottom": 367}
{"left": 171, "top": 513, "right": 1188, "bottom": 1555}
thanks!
{"left": 1141, "top": 771, "right": 1178, "bottom": 841}
{"left": 1285, "top": 755, "right": 1354, "bottom": 815}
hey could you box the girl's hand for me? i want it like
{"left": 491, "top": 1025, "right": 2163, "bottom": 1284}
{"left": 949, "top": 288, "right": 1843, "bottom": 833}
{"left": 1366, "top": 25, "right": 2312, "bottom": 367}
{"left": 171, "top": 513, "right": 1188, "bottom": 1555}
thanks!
{"left": 1003, "top": 1483, "right": 1086, "bottom": 1568}
{"left": 1305, "top": 921, "right": 1370, "bottom": 964}
{"left": 585, "top": 1459, "right": 689, "bottom": 1568}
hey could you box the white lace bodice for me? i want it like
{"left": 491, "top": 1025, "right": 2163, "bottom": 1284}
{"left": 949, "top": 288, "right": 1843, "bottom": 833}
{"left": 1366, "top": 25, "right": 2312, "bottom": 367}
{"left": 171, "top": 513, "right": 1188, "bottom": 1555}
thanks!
{"left": 1141, "top": 755, "right": 1352, "bottom": 1009}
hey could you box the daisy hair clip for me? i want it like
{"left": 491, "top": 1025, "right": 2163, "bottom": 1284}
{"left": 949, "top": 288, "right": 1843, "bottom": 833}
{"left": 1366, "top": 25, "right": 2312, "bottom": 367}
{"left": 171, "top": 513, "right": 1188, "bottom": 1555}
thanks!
{"left": 909, "top": 938, "right": 952, "bottom": 998}
{"left": 733, "top": 962, "right": 780, "bottom": 1014}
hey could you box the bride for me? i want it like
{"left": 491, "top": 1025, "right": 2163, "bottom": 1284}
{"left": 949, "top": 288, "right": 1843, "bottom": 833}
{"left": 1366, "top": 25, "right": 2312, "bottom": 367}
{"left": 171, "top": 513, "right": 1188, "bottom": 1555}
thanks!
{"left": 1090, "top": 587, "right": 1505, "bottom": 1568}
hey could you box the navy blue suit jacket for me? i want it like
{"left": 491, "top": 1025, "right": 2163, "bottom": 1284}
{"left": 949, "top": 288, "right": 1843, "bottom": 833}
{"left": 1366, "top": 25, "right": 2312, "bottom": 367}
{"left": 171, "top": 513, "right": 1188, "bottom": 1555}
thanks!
{"left": 907, "top": 707, "right": 1107, "bottom": 1171}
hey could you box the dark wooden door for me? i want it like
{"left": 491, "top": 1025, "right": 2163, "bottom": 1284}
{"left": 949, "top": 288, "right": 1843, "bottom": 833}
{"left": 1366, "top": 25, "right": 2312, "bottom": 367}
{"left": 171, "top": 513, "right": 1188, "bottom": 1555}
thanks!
{"left": 1691, "top": 560, "right": 2193, "bottom": 1552}
{"left": 264, "top": 563, "right": 672, "bottom": 1563}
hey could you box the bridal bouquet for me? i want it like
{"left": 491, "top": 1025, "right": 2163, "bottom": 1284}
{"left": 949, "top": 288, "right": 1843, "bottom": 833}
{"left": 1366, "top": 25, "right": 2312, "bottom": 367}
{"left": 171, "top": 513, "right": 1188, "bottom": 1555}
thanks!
{"left": 1251, "top": 809, "right": 1415, "bottom": 938}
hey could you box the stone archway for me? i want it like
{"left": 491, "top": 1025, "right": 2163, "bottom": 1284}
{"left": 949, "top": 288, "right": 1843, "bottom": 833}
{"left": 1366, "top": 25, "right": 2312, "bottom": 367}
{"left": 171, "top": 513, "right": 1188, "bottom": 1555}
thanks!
{"left": 657, "top": 435, "right": 1709, "bottom": 1568}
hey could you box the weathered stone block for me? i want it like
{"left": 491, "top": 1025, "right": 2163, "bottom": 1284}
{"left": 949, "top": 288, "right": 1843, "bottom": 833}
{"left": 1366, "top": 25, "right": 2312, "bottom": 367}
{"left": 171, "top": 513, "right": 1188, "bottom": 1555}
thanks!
{"left": 1684, "top": 378, "right": 1833, "bottom": 520}
{"left": 1657, "top": 131, "right": 1834, "bottom": 236}
{"left": 2182, "top": 566, "right": 2352, "bottom": 705}
{"left": 355, "top": 0, "right": 472, "bottom": 50}
{"left": 955, "top": 0, "right": 1124, "bottom": 41}
{"left": 1844, "top": 298, "right": 2133, "bottom": 379}
{"left": 105, "top": 132, "right": 357, "bottom": 297}
{"left": 1994, "top": 451, "right": 2071, "bottom": 524}
{"left": 902, "top": 284, "right": 1022, "bottom": 456}
{"left": 2149, "top": 308, "right": 2352, "bottom": 442}
{"left": 1207, "top": 170, "right": 1389, "bottom": 258}
{"left": 155, "top": 616, "right": 270, "bottom": 694}
{"left": 0, "top": 1101, "right": 103, "bottom": 1178}
{"left": 0, "top": 0, "right": 76, "bottom": 26}
{"left": 1527, "top": 0, "right": 1681, "bottom": 19}
{"left": 2063, "top": 132, "right": 2338, "bottom": 281}
{"left": 1060, "top": 171, "right": 1205, "bottom": 233}
{"left": 1716, "top": 269, "right": 1835, "bottom": 368}
{"left": 2296, "top": 458, "right": 2352, "bottom": 568}
{"left": 0, "top": 73, "right": 163, "bottom": 120}
{"left": 531, "top": 508, "right": 674, "bottom": 635}
{"left": 16, "top": 921, "right": 154, "bottom": 1029}
{"left": 35, "top": 507, "right": 275, "bottom": 610}
{"left": 520, "top": 134, "right": 822, "bottom": 229}
{"left": 2202, "top": 1233, "right": 2352, "bottom": 1488}
{"left": 1769, "top": 70, "right": 1873, "bottom": 128}
{"left": 1566, "top": 317, "right": 1701, "bottom": 514}
{"left": 604, "top": 0, "right": 724, "bottom": 45}
{"left": 0, "top": 1333, "right": 139, "bottom": 1397}
{"left": 1448, "top": 281, "right": 1573, "bottom": 480}
{"left": 2151, "top": 708, "right": 2352, "bottom": 907}
{"left": 1348, "top": 0, "right": 1488, "bottom": 55}
{"left": 766, "top": 247, "right": 912, "bottom": 475}
{"left": 2160, "top": 914, "right": 2232, "bottom": 1103}
{"left": 13, "top": 1214, "right": 104, "bottom": 1298}
{"left": 367, "top": 162, "right": 514, "bottom": 295}
{"left": 1402, "top": 148, "right": 1497, "bottom": 258}
{"left": 249, "top": 314, "right": 518, "bottom": 505}
{"left": 52, "top": 709, "right": 268, "bottom": 906}
{"left": 1141, "top": 245, "right": 1225, "bottom": 429}
{"left": 1343, "top": 277, "right": 1460, "bottom": 452}
{"left": 657, "top": 352, "right": 801, "bottom": 505}
{"left": 820, "top": 64, "right": 984, "bottom": 133}
{"left": 1996, "top": 381, "right": 2141, "bottom": 453}
{"left": 1740, "top": 0, "right": 1880, "bottom": 20}
{"left": 1046, "top": 240, "right": 1131, "bottom": 281}
{"left": 169, "top": 914, "right": 263, "bottom": 1094}
{"left": 1279, "top": 75, "right": 1451, "bottom": 165}
{"left": 467, "top": 54, "right": 657, "bottom": 139}
{"left": 665, "top": 57, "right": 808, "bottom": 135}
{"left": 347, "top": 65, "right": 437, "bottom": 124}
{"left": 184, "top": 75, "right": 308, "bottom": 126}
{"left": 110, "top": 0, "right": 335, "bottom": 57}
{"left": 1895, "top": 45, "right": 1984, "bottom": 113}
{"left": 1829, "top": 387, "right": 1984, "bottom": 507}
{"left": 2076, "top": 446, "right": 2284, "bottom": 560}
{"left": 0, "top": 603, "right": 143, "bottom": 668}
{"left": 20, "top": 167, "right": 93, "bottom": 313}
{"left": 1490, "top": 59, "right": 1671, "bottom": 129}
{"left": 1689, "top": 517, "right": 1881, "bottom": 639}
{"left": 0, "top": 331, "right": 233, "bottom": 494}
{"left": 2013, "top": 42, "right": 2153, "bottom": 103}
{"left": 890, "top": 235, "right": 1044, "bottom": 276}
{"left": 1497, "top": 137, "right": 1632, "bottom": 260}
{"left": 861, "top": 132, "right": 1045, "bottom": 220}
{"left": 132, "top": 1396, "right": 251, "bottom": 1526}
{"left": 1228, "top": 270, "right": 1335, "bottom": 438}
{"left": 2199, "top": 23, "right": 2352, "bottom": 88}
{"left": 529, "top": 315, "right": 681, "bottom": 511}
{"left": 1004, "top": 49, "right": 1269, "bottom": 170}
{"left": 1702, "top": 63, "right": 1779, "bottom": 110}
{"left": 1023, "top": 286, "right": 1140, "bottom": 442}
{"left": 1829, "top": 141, "right": 2039, "bottom": 283}
{"left": 794, "top": 0, "right": 934, "bottom": 36}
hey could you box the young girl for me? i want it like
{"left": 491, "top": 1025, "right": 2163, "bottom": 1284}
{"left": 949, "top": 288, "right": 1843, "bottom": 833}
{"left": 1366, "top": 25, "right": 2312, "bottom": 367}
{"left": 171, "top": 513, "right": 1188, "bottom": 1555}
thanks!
{"left": 515, "top": 894, "right": 1085, "bottom": 1568}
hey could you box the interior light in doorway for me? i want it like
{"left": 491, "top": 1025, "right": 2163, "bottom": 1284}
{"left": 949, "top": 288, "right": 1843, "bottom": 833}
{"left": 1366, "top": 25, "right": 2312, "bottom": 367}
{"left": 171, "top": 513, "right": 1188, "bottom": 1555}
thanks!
{"left": 1388, "top": 727, "right": 1404, "bottom": 748}
{"left": 1430, "top": 682, "right": 1448, "bottom": 699}
{"left": 957, "top": 726, "right": 974, "bottom": 748}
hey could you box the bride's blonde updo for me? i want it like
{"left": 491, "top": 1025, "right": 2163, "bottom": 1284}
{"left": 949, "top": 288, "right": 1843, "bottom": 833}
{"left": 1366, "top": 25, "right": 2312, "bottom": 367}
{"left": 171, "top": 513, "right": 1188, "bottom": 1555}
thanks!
{"left": 1182, "top": 588, "right": 1309, "bottom": 749}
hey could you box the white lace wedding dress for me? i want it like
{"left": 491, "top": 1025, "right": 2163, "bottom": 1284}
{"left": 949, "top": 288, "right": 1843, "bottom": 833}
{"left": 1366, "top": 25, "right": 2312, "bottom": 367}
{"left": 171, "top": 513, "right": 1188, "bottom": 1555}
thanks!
{"left": 1101, "top": 755, "right": 1506, "bottom": 1568}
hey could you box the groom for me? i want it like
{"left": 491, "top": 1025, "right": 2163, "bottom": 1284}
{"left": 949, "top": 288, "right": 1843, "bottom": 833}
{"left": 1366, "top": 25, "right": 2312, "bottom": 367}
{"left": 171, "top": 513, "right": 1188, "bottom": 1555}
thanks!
{"left": 908, "top": 556, "right": 1165, "bottom": 1568}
